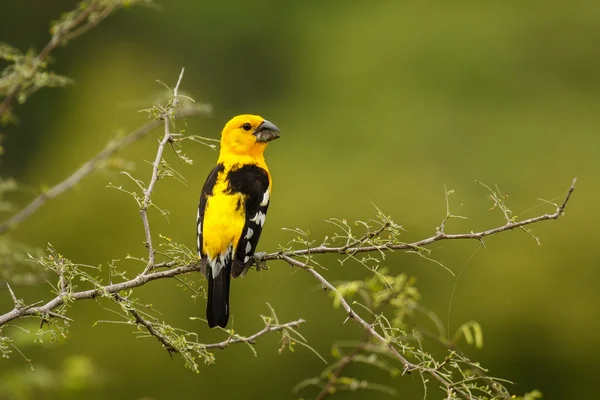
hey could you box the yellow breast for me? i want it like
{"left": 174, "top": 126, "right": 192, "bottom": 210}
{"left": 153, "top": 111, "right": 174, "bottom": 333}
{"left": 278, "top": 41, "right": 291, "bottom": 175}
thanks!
{"left": 202, "top": 173, "right": 246, "bottom": 260}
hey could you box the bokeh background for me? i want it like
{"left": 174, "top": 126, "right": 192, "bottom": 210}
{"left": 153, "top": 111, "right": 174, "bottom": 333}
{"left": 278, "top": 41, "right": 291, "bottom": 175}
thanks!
{"left": 1, "top": 1, "right": 600, "bottom": 399}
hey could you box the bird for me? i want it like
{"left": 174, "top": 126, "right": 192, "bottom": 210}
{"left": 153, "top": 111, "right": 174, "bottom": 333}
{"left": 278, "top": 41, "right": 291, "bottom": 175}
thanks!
{"left": 197, "top": 114, "right": 280, "bottom": 328}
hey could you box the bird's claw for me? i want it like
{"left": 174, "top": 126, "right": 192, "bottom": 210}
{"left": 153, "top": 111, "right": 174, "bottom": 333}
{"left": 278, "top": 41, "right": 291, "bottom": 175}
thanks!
{"left": 253, "top": 252, "right": 267, "bottom": 271}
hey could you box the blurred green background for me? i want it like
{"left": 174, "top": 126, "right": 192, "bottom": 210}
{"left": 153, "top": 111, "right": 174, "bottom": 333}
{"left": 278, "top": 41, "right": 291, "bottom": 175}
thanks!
{"left": 1, "top": 1, "right": 599, "bottom": 399}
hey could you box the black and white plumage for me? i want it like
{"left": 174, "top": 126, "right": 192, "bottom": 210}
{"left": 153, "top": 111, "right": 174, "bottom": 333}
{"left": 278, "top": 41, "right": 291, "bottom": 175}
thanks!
{"left": 197, "top": 115, "right": 279, "bottom": 328}
{"left": 228, "top": 164, "right": 271, "bottom": 278}
{"left": 197, "top": 163, "right": 272, "bottom": 328}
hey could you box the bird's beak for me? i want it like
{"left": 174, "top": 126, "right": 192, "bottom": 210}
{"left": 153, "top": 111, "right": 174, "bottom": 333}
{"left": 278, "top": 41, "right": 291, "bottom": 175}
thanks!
{"left": 254, "top": 120, "right": 280, "bottom": 142}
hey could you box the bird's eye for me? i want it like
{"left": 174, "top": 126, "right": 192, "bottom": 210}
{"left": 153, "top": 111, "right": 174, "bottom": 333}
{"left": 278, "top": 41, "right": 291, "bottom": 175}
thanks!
{"left": 242, "top": 123, "right": 252, "bottom": 131}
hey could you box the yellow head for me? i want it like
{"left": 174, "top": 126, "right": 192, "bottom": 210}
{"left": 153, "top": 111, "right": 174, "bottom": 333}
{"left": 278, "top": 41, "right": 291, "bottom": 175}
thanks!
{"left": 219, "top": 114, "right": 280, "bottom": 161}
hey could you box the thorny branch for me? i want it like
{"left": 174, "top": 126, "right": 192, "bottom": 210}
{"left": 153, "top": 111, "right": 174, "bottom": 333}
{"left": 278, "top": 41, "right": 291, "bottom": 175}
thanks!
{"left": 140, "top": 68, "right": 185, "bottom": 275}
{"left": 279, "top": 254, "right": 474, "bottom": 399}
{"left": 0, "top": 262, "right": 201, "bottom": 326}
{"left": 203, "top": 319, "right": 306, "bottom": 350}
{"left": 261, "top": 178, "right": 577, "bottom": 261}
{"left": 113, "top": 293, "right": 177, "bottom": 353}
{"left": 0, "top": 105, "right": 208, "bottom": 234}
{"left": 0, "top": 179, "right": 576, "bottom": 331}
{"left": 112, "top": 292, "right": 306, "bottom": 353}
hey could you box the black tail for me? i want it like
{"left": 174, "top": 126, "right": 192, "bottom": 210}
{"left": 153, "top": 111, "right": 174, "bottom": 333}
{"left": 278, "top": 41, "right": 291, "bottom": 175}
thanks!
{"left": 207, "top": 264, "right": 231, "bottom": 328}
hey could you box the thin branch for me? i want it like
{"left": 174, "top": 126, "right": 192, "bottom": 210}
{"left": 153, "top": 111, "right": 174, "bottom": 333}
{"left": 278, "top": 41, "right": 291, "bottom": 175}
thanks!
{"left": 203, "top": 319, "right": 306, "bottom": 350}
{"left": 113, "top": 293, "right": 177, "bottom": 353}
{"left": 0, "top": 262, "right": 202, "bottom": 327}
{"left": 114, "top": 293, "right": 304, "bottom": 355}
{"left": 260, "top": 178, "right": 577, "bottom": 262}
{"left": 437, "top": 184, "right": 467, "bottom": 235}
{"left": 0, "top": 106, "right": 206, "bottom": 234}
{"left": 280, "top": 254, "right": 415, "bottom": 370}
{"left": 279, "top": 254, "right": 474, "bottom": 399}
{"left": 46, "top": 311, "right": 74, "bottom": 322}
{"left": 0, "top": 179, "right": 576, "bottom": 336}
{"left": 6, "top": 282, "right": 19, "bottom": 307}
{"left": 140, "top": 68, "right": 185, "bottom": 274}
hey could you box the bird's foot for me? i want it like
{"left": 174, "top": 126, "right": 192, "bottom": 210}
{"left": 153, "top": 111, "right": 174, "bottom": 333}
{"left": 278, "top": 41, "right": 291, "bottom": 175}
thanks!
{"left": 253, "top": 252, "right": 267, "bottom": 271}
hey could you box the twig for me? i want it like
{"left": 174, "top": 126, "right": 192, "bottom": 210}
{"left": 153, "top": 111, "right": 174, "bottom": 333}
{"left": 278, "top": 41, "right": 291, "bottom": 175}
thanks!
{"left": 114, "top": 293, "right": 304, "bottom": 354}
{"left": 438, "top": 184, "right": 467, "bottom": 235}
{"left": 113, "top": 293, "right": 177, "bottom": 353}
{"left": 204, "top": 319, "right": 306, "bottom": 350}
{"left": 0, "top": 106, "right": 206, "bottom": 234}
{"left": 260, "top": 178, "right": 577, "bottom": 262}
{"left": 46, "top": 311, "right": 73, "bottom": 322}
{"left": 6, "top": 283, "right": 19, "bottom": 307}
{"left": 140, "top": 68, "right": 185, "bottom": 274}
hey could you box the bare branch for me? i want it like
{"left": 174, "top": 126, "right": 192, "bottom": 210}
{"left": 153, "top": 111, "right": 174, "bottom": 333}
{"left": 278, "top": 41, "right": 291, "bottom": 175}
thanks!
{"left": 0, "top": 262, "right": 201, "bottom": 327}
{"left": 203, "top": 319, "right": 306, "bottom": 350}
{"left": 5, "top": 282, "right": 19, "bottom": 308}
{"left": 437, "top": 184, "right": 467, "bottom": 235}
{"left": 113, "top": 293, "right": 178, "bottom": 353}
{"left": 279, "top": 253, "right": 474, "bottom": 399}
{"left": 114, "top": 294, "right": 304, "bottom": 356}
{"left": 172, "top": 67, "right": 185, "bottom": 105}
{"left": 0, "top": 106, "right": 207, "bottom": 234}
{"left": 260, "top": 178, "right": 577, "bottom": 262}
{"left": 46, "top": 311, "right": 73, "bottom": 322}
{"left": 140, "top": 68, "right": 185, "bottom": 275}
{"left": 558, "top": 178, "right": 577, "bottom": 214}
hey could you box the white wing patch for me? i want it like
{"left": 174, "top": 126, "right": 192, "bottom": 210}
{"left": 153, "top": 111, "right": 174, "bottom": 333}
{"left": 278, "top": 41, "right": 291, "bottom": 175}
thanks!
{"left": 244, "top": 255, "right": 250, "bottom": 263}
{"left": 260, "top": 190, "right": 270, "bottom": 207}
{"left": 250, "top": 211, "right": 266, "bottom": 227}
{"left": 197, "top": 222, "right": 202, "bottom": 235}
{"left": 245, "top": 227, "right": 254, "bottom": 240}
{"left": 208, "top": 245, "right": 232, "bottom": 279}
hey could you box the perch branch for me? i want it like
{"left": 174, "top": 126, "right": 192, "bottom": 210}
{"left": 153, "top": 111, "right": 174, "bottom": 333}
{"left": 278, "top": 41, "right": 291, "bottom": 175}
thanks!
{"left": 260, "top": 178, "right": 577, "bottom": 262}
{"left": 0, "top": 179, "right": 576, "bottom": 339}
{"left": 0, "top": 262, "right": 202, "bottom": 327}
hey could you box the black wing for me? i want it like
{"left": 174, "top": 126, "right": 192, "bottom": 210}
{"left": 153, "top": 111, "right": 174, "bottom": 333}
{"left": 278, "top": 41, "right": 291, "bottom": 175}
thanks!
{"left": 225, "top": 164, "right": 271, "bottom": 278}
{"left": 197, "top": 163, "right": 225, "bottom": 267}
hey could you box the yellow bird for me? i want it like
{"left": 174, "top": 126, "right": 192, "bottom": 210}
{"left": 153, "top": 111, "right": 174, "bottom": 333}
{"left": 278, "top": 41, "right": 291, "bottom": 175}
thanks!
{"left": 197, "top": 115, "right": 280, "bottom": 328}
